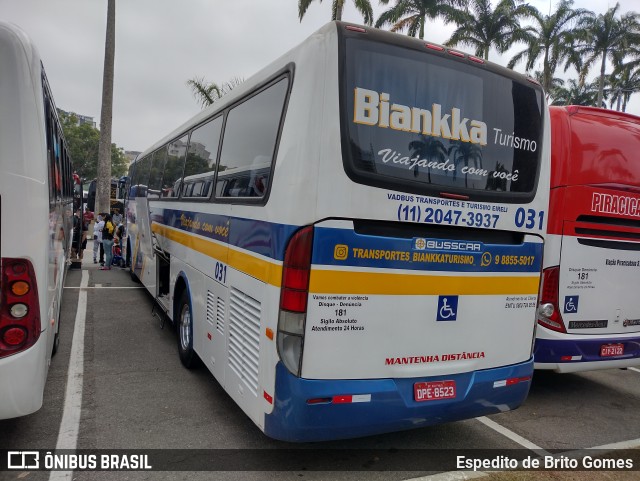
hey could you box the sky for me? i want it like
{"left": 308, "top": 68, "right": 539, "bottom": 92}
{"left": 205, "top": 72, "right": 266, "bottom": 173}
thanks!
{"left": 1, "top": 0, "right": 639, "bottom": 153}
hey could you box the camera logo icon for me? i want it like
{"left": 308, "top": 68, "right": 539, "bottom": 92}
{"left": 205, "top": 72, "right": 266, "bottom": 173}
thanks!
{"left": 7, "top": 451, "right": 39, "bottom": 469}
{"left": 334, "top": 244, "right": 348, "bottom": 261}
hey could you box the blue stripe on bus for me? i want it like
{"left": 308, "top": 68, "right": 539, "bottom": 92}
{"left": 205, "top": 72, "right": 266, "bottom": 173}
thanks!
{"left": 534, "top": 337, "right": 640, "bottom": 364}
{"left": 149, "top": 207, "right": 542, "bottom": 273}
{"left": 264, "top": 360, "right": 533, "bottom": 442}
{"left": 150, "top": 207, "right": 299, "bottom": 261}
{"left": 312, "top": 227, "right": 543, "bottom": 273}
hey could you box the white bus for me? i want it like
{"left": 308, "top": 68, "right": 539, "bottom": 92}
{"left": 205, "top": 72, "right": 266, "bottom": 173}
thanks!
{"left": 0, "top": 23, "right": 75, "bottom": 419}
{"left": 125, "top": 22, "right": 550, "bottom": 441}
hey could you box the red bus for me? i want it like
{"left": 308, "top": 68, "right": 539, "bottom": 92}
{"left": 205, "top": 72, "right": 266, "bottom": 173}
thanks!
{"left": 535, "top": 105, "right": 640, "bottom": 372}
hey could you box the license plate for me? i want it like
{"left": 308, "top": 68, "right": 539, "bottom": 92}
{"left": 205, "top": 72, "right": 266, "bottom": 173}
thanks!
{"left": 600, "top": 343, "right": 624, "bottom": 357}
{"left": 414, "top": 380, "right": 456, "bottom": 402}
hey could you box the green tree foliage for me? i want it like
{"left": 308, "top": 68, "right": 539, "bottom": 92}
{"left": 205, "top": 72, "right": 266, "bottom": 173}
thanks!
{"left": 187, "top": 77, "right": 244, "bottom": 108}
{"left": 445, "top": 0, "right": 534, "bottom": 61}
{"left": 549, "top": 78, "right": 603, "bottom": 106}
{"left": 507, "top": 0, "right": 591, "bottom": 94}
{"left": 606, "top": 65, "right": 640, "bottom": 111}
{"left": 58, "top": 110, "right": 128, "bottom": 180}
{"left": 376, "top": 0, "right": 465, "bottom": 40}
{"left": 573, "top": 3, "right": 640, "bottom": 108}
{"left": 298, "top": 0, "right": 373, "bottom": 24}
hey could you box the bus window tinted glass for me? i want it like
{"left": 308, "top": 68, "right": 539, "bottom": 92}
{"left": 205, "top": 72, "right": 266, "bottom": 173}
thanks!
{"left": 163, "top": 135, "right": 188, "bottom": 197}
{"left": 343, "top": 39, "right": 543, "bottom": 198}
{"left": 217, "top": 78, "right": 288, "bottom": 199}
{"left": 148, "top": 148, "right": 168, "bottom": 199}
{"left": 183, "top": 116, "right": 222, "bottom": 198}
{"left": 132, "top": 155, "right": 152, "bottom": 198}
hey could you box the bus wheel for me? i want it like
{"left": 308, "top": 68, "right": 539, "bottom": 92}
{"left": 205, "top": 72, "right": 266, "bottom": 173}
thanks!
{"left": 177, "top": 291, "right": 199, "bottom": 369}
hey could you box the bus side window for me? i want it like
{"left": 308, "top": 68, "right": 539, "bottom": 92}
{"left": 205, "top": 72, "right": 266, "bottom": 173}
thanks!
{"left": 216, "top": 77, "right": 289, "bottom": 200}
{"left": 182, "top": 117, "right": 222, "bottom": 199}
{"left": 148, "top": 148, "right": 168, "bottom": 200}
{"left": 162, "top": 135, "right": 189, "bottom": 198}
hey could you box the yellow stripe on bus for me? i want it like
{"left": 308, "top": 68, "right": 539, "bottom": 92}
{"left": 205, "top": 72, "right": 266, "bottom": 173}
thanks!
{"left": 309, "top": 270, "right": 540, "bottom": 296}
{"left": 152, "top": 223, "right": 540, "bottom": 295}
{"left": 152, "top": 223, "right": 283, "bottom": 287}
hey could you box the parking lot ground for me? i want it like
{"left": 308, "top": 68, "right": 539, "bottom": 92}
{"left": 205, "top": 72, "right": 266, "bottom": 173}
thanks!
{"left": 2, "top": 257, "right": 640, "bottom": 481}
{"left": 485, "top": 368, "right": 640, "bottom": 451}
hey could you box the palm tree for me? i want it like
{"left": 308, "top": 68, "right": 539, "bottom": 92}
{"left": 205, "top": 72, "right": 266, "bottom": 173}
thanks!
{"left": 573, "top": 3, "right": 640, "bottom": 108}
{"left": 606, "top": 66, "right": 640, "bottom": 112}
{"left": 96, "top": 0, "right": 115, "bottom": 216}
{"left": 549, "top": 79, "right": 602, "bottom": 107}
{"left": 375, "top": 0, "right": 466, "bottom": 40}
{"left": 298, "top": 0, "right": 373, "bottom": 25}
{"left": 448, "top": 140, "right": 482, "bottom": 187}
{"left": 408, "top": 135, "right": 448, "bottom": 182}
{"left": 445, "top": 0, "right": 534, "bottom": 61}
{"left": 507, "top": 0, "right": 591, "bottom": 94}
{"left": 187, "top": 77, "right": 244, "bottom": 108}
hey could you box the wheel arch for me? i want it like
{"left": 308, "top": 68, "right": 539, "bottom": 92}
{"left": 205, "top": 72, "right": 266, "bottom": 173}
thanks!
{"left": 173, "top": 271, "right": 190, "bottom": 322}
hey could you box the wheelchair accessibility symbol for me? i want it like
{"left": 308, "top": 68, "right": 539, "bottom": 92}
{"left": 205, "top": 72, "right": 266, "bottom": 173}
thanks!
{"left": 564, "top": 295, "right": 579, "bottom": 314}
{"left": 437, "top": 295, "right": 458, "bottom": 321}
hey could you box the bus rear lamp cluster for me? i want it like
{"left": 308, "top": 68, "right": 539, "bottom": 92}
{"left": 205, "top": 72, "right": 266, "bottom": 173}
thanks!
{"left": 277, "top": 226, "right": 314, "bottom": 377}
{"left": 0, "top": 258, "right": 40, "bottom": 357}
{"left": 537, "top": 266, "right": 567, "bottom": 333}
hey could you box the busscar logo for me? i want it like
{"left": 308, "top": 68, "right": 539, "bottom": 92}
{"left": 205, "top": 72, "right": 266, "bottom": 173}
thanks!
{"left": 426, "top": 240, "right": 482, "bottom": 252}
{"left": 8, "top": 451, "right": 39, "bottom": 469}
{"left": 415, "top": 238, "right": 427, "bottom": 250}
{"left": 334, "top": 244, "right": 348, "bottom": 261}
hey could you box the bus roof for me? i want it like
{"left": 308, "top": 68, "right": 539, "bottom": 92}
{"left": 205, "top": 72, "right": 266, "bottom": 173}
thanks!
{"left": 550, "top": 105, "right": 640, "bottom": 189}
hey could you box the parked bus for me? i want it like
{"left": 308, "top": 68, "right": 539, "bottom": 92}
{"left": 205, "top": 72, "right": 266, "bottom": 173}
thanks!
{"left": 535, "top": 105, "right": 640, "bottom": 372}
{"left": 87, "top": 177, "right": 127, "bottom": 216}
{"left": 0, "top": 22, "right": 75, "bottom": 419}
{"left": 125, "top": 22, "right": 550, "bottom": 441}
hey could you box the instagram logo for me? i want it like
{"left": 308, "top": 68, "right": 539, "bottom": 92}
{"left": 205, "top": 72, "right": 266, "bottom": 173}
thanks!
{"left": 333, "top": 244, "right": 348, "bottom": 260}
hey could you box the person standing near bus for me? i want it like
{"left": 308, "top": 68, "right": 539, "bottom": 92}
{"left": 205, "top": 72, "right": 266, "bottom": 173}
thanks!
{"left": 100, "top": 213, "right": 115, "bottom": 270}
{"left": 112, "top": 210, "right": 123, "bottom": 226}
{"left": 93, "top": 213, "right": 105, "bottom": 265}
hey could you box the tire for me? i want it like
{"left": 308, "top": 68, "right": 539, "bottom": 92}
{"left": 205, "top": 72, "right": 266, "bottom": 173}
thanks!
{"left": 129, "top": 268, "right": 141, "bottom": 284}
{"left": 51, "top": 328, "right": 60, "bottom": 357}
{"left": 177, "top": 290, "right": 200, "bottom": 369}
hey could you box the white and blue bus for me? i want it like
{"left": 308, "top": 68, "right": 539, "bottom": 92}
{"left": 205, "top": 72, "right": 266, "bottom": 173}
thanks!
{"left": 0, "top": 22, "right": 75, "bottom": 419}
{"left": 125, "top": 22, "right": 550, "bottom": 441}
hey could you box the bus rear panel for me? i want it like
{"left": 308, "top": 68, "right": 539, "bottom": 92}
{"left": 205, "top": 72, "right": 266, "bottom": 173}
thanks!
{"left": 266, "top": 26, "right": 548, "bottom": 441}
{"left": 128, "top": 23, "right": 549, "bottom": 441}
{"left": 535, "top": 106, "right": 640, "bottom": 373}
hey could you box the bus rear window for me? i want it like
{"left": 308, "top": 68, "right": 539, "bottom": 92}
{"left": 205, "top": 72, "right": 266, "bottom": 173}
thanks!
{"left": 341, "top": 38, "right": 543, "bottom": 202}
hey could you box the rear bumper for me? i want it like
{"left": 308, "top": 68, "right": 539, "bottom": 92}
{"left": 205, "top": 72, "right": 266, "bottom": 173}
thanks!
{"left": 534, "top": 336, "right": 640, "bottom": 373}
{"left": 0, "top": 335, "right": 48, "bottom": 419}
{"left": 264, "top": 359, "right": 533, "bottom": 442}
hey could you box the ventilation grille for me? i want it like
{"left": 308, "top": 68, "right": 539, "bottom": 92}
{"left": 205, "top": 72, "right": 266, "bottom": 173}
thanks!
{"left": 216, "top": 297, "right": 225, "bottom": 335}
{"left": 228, "top": 287, "right": 261, "bottom": 394}
{"left": 206, "top": 291, "right": 216, "bottom": 327}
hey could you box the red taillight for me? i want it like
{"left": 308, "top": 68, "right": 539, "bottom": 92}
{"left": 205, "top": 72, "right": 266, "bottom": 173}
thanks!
{"left": 1, "top": 258, "right": 41, "bottom": 357}
{"left": 537, "top": 266, "right": 566, "bottom": 333}
{"left": 280, "top": 226, "right": 313, "bottom": 313}
{"left": 3, "top": 327, "right": 27, "bottom": 346}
